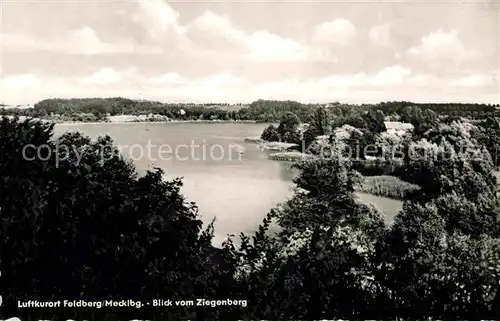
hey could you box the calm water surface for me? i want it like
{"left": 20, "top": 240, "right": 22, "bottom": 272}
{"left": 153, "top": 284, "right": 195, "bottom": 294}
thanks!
{"left": 54, "top": 122, "right": 402, "bottom": 246}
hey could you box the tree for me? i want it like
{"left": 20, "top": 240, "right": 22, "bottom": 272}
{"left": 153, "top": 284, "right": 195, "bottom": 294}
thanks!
{"left": 400, "top": 106, "right": 415, "bottom": 123}
{"left": 378, "top": 118, "right": 500, "bottom": 319}
{"left": 282, "top": 129, "right": 302, "bottom": 146}
{"left": 301, "top": 126, "right": 318, "bottom": 153}
{"left": 381, "top": 199, "right": 500, "bottom": 319}
{"left": 344, "top": 115, "right": 367, "bottom": 129}
{"left": 261, "top": 124, "right": 280, "bottom": 142}
{"left": 413, "top": 109, "right": 439, "bottom": 136}
{"left": 307, "top": 106, "right": 329, "bottom": 136}
{"left": 484, "top": 117, "right": 500, "bottom": 130}
{"left": 363, "top": 110, "right": 386, "bottom": 134}
{"left": 401, "top": 121, "right": 498, "bottom": 205}
{"left": 277, "top": 112, "right": 301, "bottom": 138}
{"left": 225, "top": 155, "right": 387, "bottom": 319}
{"left": 0, "top": 117, "right": 231, "bottom": 320}
{"left": 473, "top": 118, "right": 500, "bottom": 168}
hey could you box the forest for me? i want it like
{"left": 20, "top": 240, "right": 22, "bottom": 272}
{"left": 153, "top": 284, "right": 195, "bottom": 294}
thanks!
{"left": 1, "top": 98, "right": 499, "bottom": 123}
{"left": 262, "top": 103, "right": 500, "bottom": 171}
{"left": 1, "top": 100, "right": 500, "bottom": 320}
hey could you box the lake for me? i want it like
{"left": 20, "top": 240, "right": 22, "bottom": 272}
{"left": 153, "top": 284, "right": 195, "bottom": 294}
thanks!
{"left": 54, "top": 122, "right": 402, "bottom": 246}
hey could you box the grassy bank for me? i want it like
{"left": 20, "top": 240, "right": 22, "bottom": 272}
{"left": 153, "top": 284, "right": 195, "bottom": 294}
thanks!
{"left": 357, "top": 175, "right": 420, "bottom": 200}
{"left": 268, "top": 151, "right": 313, "bottom": 161}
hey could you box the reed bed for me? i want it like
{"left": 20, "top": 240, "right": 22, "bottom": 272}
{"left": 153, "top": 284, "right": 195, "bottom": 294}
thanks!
{"left": 358, "top": 175, "right": 420, "bottom": 200}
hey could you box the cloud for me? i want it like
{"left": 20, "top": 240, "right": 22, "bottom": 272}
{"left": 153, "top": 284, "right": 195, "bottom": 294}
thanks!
{"left": 148, "top": 72, "right": 244, "bottom": 87}
{"left": 80, "top": 68, "right": 136, "bottom": 86}
{"left": 369, "top": 65, "right": 412, "bottom": 86}
{"left": 148, "top": 72, "right": 188, "bottom": 85}
{"left": 187, "top": 11, "right": 314, "bottom": 62}
{"left": 451, "top": 75, "right": 496, "bottom": 87}
{"left": 1, "top": 74, "right": 45, "bottom": 104}
{"left": 150, "top": 66, "right": 415, "bottom": 101}
{"left": 368, "top": 23, "right": 392, "bottom": 46}
{"left": 68, "top": 27, "right": 162, "bottom": 55}
{"left": 2, "top": 0, "right": 499, "bottom": 106}
{"left": 318, "top": 73, "right": 367, "bottom": 87}
{"left": 407, "top": 29, "right": 478, "bottom": 61}
{"left": 407, "top": 74, "right": 443, "bottom": 87}
{"left": 196, "top": 73, "right": 245, "bottom": 86}
{"left": 245, "top": 31, "right": 310, "bottom": 62}
{"left": 157, "top": 72, "right": 247, "bottom": 102}
{"left": 2, "top": 27, "right": 162, "bottom": 55}
{"left": 188, "top": 11, "right": 237, "bottom": 39}
{"left": 68, "top": 27, "right": 161, "bottom": 55}
{"left": 134, "top": 0, "right": 185, "bottom": 38}
{"left": 2, "top": 66, "right": 498, "bottom": 106}
{"left": 314, "top": 66, "right": 411, "bottom": 88}
{"left": 255, "top": 79, "right": 306, "bottom": 100}
{"left": 2, "top": 74, "right": 42, "bottom": 90}
{"left": 313, "top": 19, "right": 357, "bottom": 45}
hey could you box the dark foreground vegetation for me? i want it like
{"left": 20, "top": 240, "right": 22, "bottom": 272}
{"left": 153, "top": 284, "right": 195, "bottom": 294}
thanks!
{"left": 1, "top": 97, "right": 500, "bottom": 320}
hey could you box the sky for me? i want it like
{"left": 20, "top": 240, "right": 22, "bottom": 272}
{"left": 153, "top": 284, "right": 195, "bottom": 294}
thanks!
{"left": 1, "top": 0, "right": 499, "bottom": 105}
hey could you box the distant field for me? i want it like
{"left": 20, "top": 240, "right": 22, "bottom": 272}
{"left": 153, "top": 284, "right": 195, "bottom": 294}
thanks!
{"left": 205, "top": 104, "right": 249, "bottom": 111}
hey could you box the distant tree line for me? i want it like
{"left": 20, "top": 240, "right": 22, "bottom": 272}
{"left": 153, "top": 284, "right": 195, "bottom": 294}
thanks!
{"left": 0, "top": 98, "right": 245, "bottom": 122}
{"left": 369, "top": 101, "right": 500, "bottom": 119}
{"left": 2, "top": 98, "right": 497, "bottom": 123}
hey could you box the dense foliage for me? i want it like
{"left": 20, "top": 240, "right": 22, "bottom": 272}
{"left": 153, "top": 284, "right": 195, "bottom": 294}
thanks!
{"left": 260, "top": 124, "right": 280, "bottom": 141}
{"left": 223, "top": 157, "right": 387, "bottom": 319}
{"left": 233, "top": 117, "right": 500, "bottom": 319}
{"left": 247, "top": 102, "right": 500, "bottom": 319}
{"left": 0, "top": 117, "right": 234, "bottom": 320}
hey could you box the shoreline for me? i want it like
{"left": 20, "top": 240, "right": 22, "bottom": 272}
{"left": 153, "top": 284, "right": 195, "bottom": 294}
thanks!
{"left": 51, "top": 119, "right": 258, "bottom": 126}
